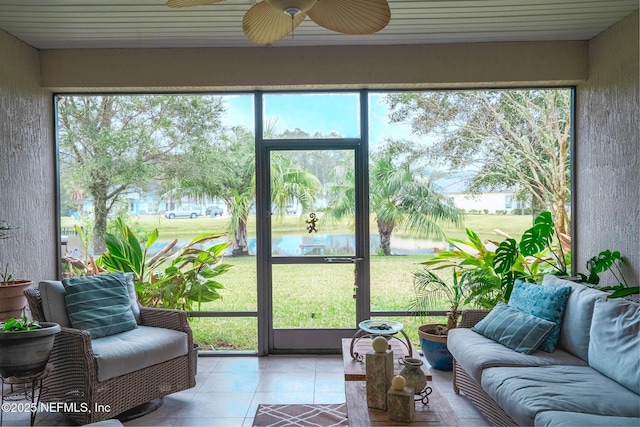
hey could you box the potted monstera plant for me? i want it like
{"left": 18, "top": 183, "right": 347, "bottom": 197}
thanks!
{"left": 0, "top": 220, "right": 33, "bottom": 321}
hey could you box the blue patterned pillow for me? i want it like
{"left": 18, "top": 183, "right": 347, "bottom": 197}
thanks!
{"left": 508, "top": 280, "right": 571, "bottom": 352}
{"left": 472, "top": 302, "right": 554, "bottom": 354}
{"left": 63, "top": 272, "right": 137, "bottom": 338}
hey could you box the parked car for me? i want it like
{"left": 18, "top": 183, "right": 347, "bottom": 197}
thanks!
{"left": 205, "top": 205, "right": 223, "bottom": 217}
{"left": 164, "top": 206, "right": 202, "bottom": 219}
{"left": 285, "top": 205, "right": 296, "bottom": 215}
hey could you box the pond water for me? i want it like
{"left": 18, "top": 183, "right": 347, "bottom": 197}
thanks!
{"left": 148, "top": 233, "right": 448, "bottom": 257}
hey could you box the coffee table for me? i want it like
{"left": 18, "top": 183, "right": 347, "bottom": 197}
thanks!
{"left": 342, "top": 338, "right": 455, "bottom": 426}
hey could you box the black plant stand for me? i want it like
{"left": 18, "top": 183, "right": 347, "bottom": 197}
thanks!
{"left": 1, "top": 363, "right": 52, "bottom": 426}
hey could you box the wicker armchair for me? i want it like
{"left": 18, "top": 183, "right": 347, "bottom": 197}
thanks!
{"left": 452, "top": 309, "right": 518, "bottom": 426}
{"left": 25, "top": 288, "right": 196, "bottom": 424}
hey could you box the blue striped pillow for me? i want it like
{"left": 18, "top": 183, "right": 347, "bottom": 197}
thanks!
{"left": 472, "top": 302, "right": 554, "bottom": 354}
{"left": 63, "top": 272, "right": 137, "bottom": 338}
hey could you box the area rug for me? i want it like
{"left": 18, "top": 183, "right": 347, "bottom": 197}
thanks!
{"left": 253, "top": 403, "right": 348, "bottom": 427}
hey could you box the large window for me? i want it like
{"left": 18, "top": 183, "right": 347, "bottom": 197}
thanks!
{"left": 56, "top": 88, "right": 573, "bottom": 353}
{"left": 368, "top": 89, "right": 572, "bottom": 345}
{"left": 57, "top": 93, "right": 258, "bottom": 351}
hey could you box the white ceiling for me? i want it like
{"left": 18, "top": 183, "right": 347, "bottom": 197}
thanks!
{"left": 0, "top": 0, "right": 637, "bottom": 50}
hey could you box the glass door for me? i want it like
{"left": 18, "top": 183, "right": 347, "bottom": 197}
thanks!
{"left": 255, "top": 91, "right": 369, "bottom": 354}
{"left": 267, "top": 148, "right": 366, "bottom": 351}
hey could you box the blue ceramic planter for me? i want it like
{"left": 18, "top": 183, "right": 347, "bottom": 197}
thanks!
{"left": 418, "top": 324, "right": 453, "bottom": 371}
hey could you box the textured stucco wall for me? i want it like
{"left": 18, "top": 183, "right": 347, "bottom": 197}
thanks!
{"left": 575, "top": 10, "right": 639, "bottom": 286}
{"left": 0, "top": 29, "right": 56, "bottom": 283}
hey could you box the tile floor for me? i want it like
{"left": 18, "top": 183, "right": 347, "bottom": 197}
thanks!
{"left": 4, "top": 355, "right": 490, "bottom": 427}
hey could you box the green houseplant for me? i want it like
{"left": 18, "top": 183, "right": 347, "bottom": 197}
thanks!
{"left": 411, "top": 212, "right": 569, "bottom": 370}
{"left": 491, "top": 212, "right": 636, "bottom": 299}
{"left": 581, "top": 250, "right": 637, "bottom": 299}
{"left": 0, "top": 316, "right": 61, "bottom": 378}
{"left": 411, "top": 265, "right": 494, "bottom": 370}
{"left": 96, "top": 218, "right": 232, "bottom": 311}
{"left": 419, "top": 228, "right": 505, "bottom": 308}
{"left": 0, "top": 220, "right": 33, "bottom": 321}
{"left": 492, "top": 211, "right": 570, "bottom": 288}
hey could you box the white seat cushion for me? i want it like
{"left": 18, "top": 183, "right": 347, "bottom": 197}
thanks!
{"left": 91, "top": 325, "right": 188, "bottom": 381}
{"left": 482, "top": 365, "right": 640, "bottom": 426}
{"left": 535, "top": 411, "right": 640, "bottom": 427}
{"left": 448, "top": 327, "right": 586, "bottom": 383}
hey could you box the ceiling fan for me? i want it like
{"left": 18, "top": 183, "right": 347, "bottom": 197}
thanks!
{"left": 167, "top": 0, "right": 391, "bottom": 45}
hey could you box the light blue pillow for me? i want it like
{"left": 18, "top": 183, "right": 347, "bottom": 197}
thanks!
{"left": 472, "top": 302, "right": 554, "bottom": 354}
{"left": 588, "top": 299, "right": 640, "bottom": 394}
{"left": 62, "top": 272, "right": 137, "bottom": 338}
{"left": 509, "top": 280, "right": 571, "bottom": 352}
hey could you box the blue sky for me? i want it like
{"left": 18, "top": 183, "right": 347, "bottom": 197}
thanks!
{"left": 222, "top": 93, "right": 415, "bottom": 147}
{"left": 219, "top": 93, "right": 471, "bottom": 191}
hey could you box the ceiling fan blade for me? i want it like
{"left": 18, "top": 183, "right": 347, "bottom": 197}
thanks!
{"left": 167, "top": 0, "right": 224, "bottom": 8}
{"left": 243, "top": 2, "right": 306, "bottom": 45}
{"left": 307, "top": 0, "right": 390, "bottom": 35}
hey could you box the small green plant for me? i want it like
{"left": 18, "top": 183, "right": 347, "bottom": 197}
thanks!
{"left": 1, "top": 220, "right": 16, "bottom": 284}
{"left": 418, "top": 228, "right": 505, "bottom": 308}
{"left": 0, "top": 220, "right": 14, "bottom": 240}
{"left": 411, "top": 266, "right": 495, "bottom": 331}
{"left": 2, "top": 316, "right": 42, "bottom": 332}
{"left": 0, "top": 264, "right": 13, "bottom": 283}
{"left": 580, "top": 250, "right": 638, "bottom": 299}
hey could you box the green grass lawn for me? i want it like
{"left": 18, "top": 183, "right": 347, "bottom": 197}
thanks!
{"left": 61, "top": 212, "right": 533, "bottom": 242}
{"left": 61, "top": 213, "right": 533, "bottom": 350}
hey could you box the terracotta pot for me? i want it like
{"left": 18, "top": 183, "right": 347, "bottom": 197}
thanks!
{"left": 0, "top": 280, "right": 33, "bottom": 321}
{"left": 418, "top": 324, "right": 453, "bottom": 371}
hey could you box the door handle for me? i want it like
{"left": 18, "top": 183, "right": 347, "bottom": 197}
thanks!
{"left": 324, "top": 257, "right": 365, "bottom": 263}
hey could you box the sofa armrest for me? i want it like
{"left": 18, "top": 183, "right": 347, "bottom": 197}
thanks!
{"left": 139, "top": 306, "right": 193, "bottom": 335}
{"left": 43, "top": 326, "right": 98, "bottom": 401}
{"left": 458, "top": 310, "right": 490, "bottom": 328}
{"left": 54, "top": 326, "right": 96, "bottom": 361}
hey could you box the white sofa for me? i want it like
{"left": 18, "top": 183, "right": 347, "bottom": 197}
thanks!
{"left": 447, "top": 276, "right": 640, "bottom": 426}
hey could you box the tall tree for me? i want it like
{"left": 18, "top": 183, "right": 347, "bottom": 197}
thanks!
{"left": 173, "top": 126, "right": 321, "bottom": 256}
{"left": 384, "top": 89, "right": 572, "bottom": 235}
{"left": 58, "top": 95, "right": 225, "bottom": 253}
{"left": 326, "top": 146, "right": 463, "bottom": 255}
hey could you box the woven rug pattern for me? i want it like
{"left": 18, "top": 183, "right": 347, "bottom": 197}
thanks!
{"left": 253, "top": 403, "right": 348, "bottom": 427}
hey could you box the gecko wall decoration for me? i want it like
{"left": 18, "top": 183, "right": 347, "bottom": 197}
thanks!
{"left": 306, "top": 212, "right": 318, "bottom": 233}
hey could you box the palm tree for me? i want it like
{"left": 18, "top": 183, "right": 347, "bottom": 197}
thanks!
{"left": 173, "top": 126, "right": 321, "bottom": 256}
{"left": 270, "top": 152, "right": 322, "bottom": 216}
{"left": 326, "top": 153, "right": 463, "bottom": 255}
